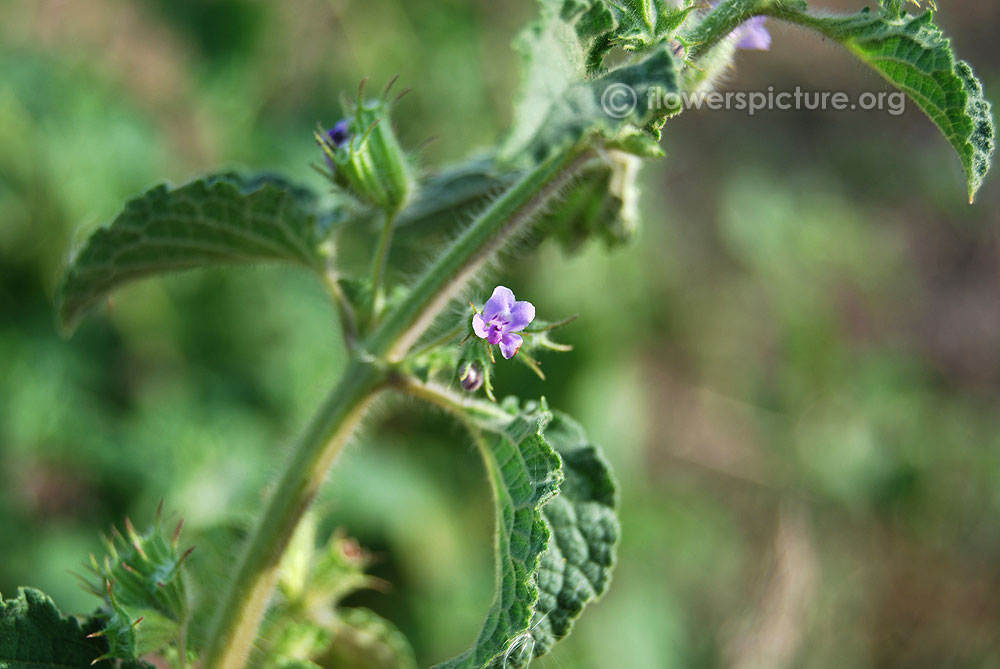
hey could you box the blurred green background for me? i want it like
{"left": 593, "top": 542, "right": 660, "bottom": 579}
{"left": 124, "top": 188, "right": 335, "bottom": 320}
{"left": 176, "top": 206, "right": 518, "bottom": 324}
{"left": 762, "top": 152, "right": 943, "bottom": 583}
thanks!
{"left": 2, "top": 1, "right": 999, "bottom": 667}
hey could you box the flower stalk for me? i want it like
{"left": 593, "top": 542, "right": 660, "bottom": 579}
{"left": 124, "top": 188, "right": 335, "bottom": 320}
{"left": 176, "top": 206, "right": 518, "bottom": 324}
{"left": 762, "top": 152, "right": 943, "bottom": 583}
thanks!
{"left": 366, "top": 146, "right": 594, "bottom": 361}
{"left": 684, "top": 0, "right": 795, "bottom": 59}
{"left": 203, "top": 143, "right": 593, "bottom": 669}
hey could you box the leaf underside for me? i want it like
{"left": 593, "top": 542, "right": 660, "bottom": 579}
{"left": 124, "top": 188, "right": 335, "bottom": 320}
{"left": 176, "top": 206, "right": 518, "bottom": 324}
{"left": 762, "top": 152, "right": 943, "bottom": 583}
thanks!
{"left": 57, "top": 174, "right": 325, "bottom": 332}
{"left": 802, "top": 7, "right": 994, "bottom": 201}
{"left": 436, "top": 404, "right": 619, "bottom": 669}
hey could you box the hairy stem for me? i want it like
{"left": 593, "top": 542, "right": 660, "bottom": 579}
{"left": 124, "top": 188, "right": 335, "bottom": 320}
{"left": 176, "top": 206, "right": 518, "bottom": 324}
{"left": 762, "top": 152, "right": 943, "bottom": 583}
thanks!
{"left": 389, "top": 373, "right": 513, "bottom": 427}
{"left": 202, "top": 359, "right": 385, "bottom": 669}
{"left": 370, "top": 210, "right": 397, "bottom": 319}
{"left": 684, "top": 0, "right": 806, "bottom": 59}
{"left": 203, "top": 145, "right": 591, "bottom": 669}
{"left": 322, "top": 253, "right": 360, "bottom": 347}
{"left": 366, "top": 146, "right": 593, "bottom": 361}
{"left": 406, "top": 323, "right": 467, "bottom": 361}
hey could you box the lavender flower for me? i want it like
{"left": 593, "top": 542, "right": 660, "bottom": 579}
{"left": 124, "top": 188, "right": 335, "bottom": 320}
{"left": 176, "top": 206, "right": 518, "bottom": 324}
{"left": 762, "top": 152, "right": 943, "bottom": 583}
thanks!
{"left": 733, "top": 16, "right": 771, "bottom": 51}
{"left": 321, "top": 120, "right": 351, "bottom": 173}
{"left": 472, "top": 286, "right": 535, "bottom": 359}
{"left": 709, "top": 2, "right": 771, "bottom": 51}
{"left": 327, "top": 119, "right": 351, "bottom": 148}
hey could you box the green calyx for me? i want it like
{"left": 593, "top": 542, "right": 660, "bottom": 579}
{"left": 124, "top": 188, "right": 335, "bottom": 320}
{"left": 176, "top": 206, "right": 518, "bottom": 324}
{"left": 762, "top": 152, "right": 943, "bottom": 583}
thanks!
{"left": 83, "top": 508, "right": 194, "bottom": 664}
{"left": 318, "top": 77, "right": 415, "bottom": 214}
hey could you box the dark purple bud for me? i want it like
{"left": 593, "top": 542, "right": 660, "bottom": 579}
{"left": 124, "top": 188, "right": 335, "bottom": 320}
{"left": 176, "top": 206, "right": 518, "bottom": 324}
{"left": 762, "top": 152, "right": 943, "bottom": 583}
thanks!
{"left": 327, "top": 119, "right": 350, "bottom": 148}
{"left": 460, "top": 363, "right": 484, "bottom": 392}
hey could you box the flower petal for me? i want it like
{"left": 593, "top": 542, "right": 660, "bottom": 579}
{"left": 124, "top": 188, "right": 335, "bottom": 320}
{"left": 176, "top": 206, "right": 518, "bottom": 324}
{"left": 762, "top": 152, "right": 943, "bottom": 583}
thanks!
{"left": 734, "top": 17, "right": 771, "bottom": 50}
{"left": 472, "top": 313, "right": 489, "bottom": 339}
{"left": 487, "top": 324, "right": 504, "bottom": 346}
{"left": 508, "top": 300, "right": 535, "bottom": 332}
{"left": 483, "top": 286, "right": 515, "bottom": 322}
{"left": 498, "top": 333, "right": 523, "bottom": 359}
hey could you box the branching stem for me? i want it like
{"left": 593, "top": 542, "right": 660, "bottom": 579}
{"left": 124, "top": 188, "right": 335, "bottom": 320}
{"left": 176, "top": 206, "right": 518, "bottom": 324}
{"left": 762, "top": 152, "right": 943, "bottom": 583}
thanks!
{"left": 204, "top": 144, "right": 592, "bottom": 669}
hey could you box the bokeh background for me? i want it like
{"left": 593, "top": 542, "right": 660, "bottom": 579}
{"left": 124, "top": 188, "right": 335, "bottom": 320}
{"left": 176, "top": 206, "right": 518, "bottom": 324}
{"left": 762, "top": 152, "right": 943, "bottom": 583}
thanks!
{"left": 2, "top": 1, "right": 999, "bottom": 667}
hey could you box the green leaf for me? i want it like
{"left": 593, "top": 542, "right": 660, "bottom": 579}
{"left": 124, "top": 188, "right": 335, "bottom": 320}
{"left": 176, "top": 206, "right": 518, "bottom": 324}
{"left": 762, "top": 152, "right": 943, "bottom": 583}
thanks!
{"left": 788, "top": 6, "right": 994, "bottom": 201}
{"left": 0, "top": 587, "right": 108, "bottom": 668}
{"left": 435, "top": 406, "right": 563, "bottom": 669}
{"left": 396, "top": 156, "right": 518, "bottom": 232}
{"left": 531, "top": 412, "right": 619, "bottom": 655}
{"left": 57, "top": 173, "right": 327, "bottom": 331}
{"left": 540, "top": 149, "right": 642, "bottom": 253}
{"left": 438, "top": 403, "right": 619, "bottom": 668}
{"left": 500, "top": 0, "right": 681, "bottom": 164}
{"left": 563, "top": 0, "right": 697, "bottom": 69}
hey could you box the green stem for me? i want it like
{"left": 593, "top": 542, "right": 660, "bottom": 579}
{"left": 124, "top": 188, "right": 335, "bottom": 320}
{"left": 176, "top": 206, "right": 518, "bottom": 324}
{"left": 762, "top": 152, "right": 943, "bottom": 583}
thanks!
{"left": 684, "top": 0, "right": 806, "bottom": 59}
{"left": 406, "top": 323, "right": 467, "bottom": 361}
{"left": 367, "top": 146, "right": 593, "bottom": 361}
{"left": 202, "top": 359, "right": 386, "bottom": 669}
{"left": 323, "top": 262, "right": 359, "bottom": 348}
{"left": 389, "top": 373, "right": 513, "bottom": 427}
{"left": 370, "top": 210, "right": 397, "bottom": 319}
{"left": 203, "top": 145, "right": 591, "bottom": 669}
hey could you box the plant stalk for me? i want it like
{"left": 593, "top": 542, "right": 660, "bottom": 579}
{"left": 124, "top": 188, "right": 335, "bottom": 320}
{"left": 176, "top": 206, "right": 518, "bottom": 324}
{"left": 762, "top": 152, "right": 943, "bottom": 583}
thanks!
{"left": 366, "top": 146, "right": 593, "bottom": 361}
{"left": 202, "top": 359, "right": 385, "bottom": 669}
{"left": 370, "top": 210, "right": 397, "bottom": 319}
{"left": 204, "top": 144, "right": 590, "bottom": 669}
{"left": 684, "top": 0, "right": 806, "bottom": 59}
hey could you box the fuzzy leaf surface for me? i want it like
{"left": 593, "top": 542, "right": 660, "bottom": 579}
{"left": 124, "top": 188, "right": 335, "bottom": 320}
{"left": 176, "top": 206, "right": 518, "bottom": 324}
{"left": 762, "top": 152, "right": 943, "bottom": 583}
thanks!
{"left": 0, "top": 588, "right": 108, "bottom": 668}
{"left": 437, "top": 404, "right": 619, "bottom": 668}
{"left": 435, "top": 406, "right": 562, "bottom": 669}
{"left": 789, "top": 6, "right": 994, "bottom": 200}
{"left": 501, "top": 0, "right": 681, "bottom": 164}
{"left": 532, "top": 411, "right": 619, "bottom": 655}
{"left": 58, "top": 174, "right": 326, "bottom": 330}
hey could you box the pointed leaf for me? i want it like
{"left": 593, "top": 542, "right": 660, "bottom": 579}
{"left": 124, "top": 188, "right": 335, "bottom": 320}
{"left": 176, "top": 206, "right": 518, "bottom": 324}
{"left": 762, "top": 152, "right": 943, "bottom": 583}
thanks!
{"left": 58, "top": 174, "right": 326, "bottom": 331}
{"left": 788, "top": 7, "right": 994, "bottom": 200}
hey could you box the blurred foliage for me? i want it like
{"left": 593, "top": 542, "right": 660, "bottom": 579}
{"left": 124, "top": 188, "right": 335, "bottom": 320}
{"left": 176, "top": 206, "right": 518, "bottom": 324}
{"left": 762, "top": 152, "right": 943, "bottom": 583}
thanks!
{"left": 1, "top": 0, "right": 999, "bottom": 667}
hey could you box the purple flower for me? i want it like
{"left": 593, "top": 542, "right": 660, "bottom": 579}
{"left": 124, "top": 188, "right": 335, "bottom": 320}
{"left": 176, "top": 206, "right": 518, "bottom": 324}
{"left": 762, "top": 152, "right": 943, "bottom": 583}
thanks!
{"left": 709, "top": 2, "right": 771, "bottom": 51}
{"left": 460, "top": 363, "right": 484, "bottom": 392}
{"left": 733, "top": 16, "right": 771, "bottom": 51}
{"left": 321, "top": 120, "right": 351, "bottom": 172}
{"left": 327, "top": 119, "right": 351, "bottom": 148}
{"left": 472, "top": 286, "right": 535, "bottom": 360}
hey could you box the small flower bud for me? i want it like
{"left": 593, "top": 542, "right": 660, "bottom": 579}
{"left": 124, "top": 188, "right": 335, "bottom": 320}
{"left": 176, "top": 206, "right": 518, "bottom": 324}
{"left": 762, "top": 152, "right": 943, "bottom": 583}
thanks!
{"left": 317, "top": 78, "right": 414, "bottom": 213}
{"left": 327, "top": 119, "right": 350, "bottom": 147}
{"left": 460, "top": 363, "right": 485, "bottom": 392}
{"left": 322, "top": 120, "right": 351, "bottom": 171}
